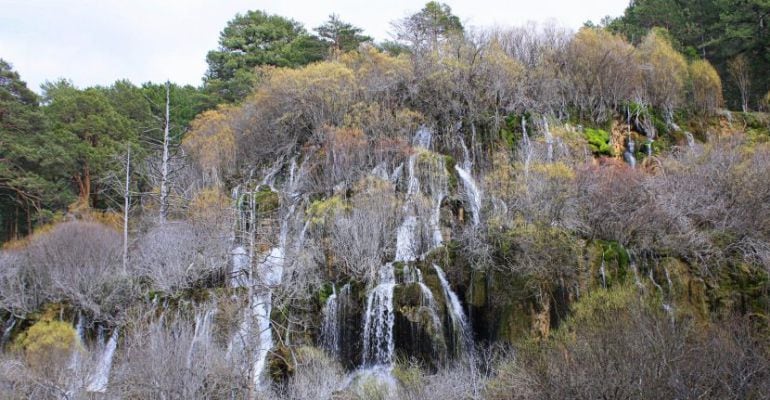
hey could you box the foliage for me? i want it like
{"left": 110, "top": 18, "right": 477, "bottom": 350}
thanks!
{"left": 315, "top": 14, "right": 372, "bottom": 56}
{"left": 204, "top": 10, "right": 327, "bottom": 103}
{"left": 637, "top": 29, "right": 688, "bottom": 118}
{"left": 565, "top": 28, "right": 639, "bottom": 122}
{"left": 689, "top": 59, "right": 723, "bottom": 116}
{"left": 42, "top": 80, "right": 135, "bottom": 207}
{"left": 14, "top": 318, "right": 77, "bottom": 370}
{"left": 584, "top": 128, "right": 613, "bottom": 156}
{"left": 182, "top": 106, "right": 237, "bottom": 185}
{"left": 0, "top": 61, "right": 73, "bottom": 241}
{"left": 609, "top": 0, "right": 770, "bottom": 110}
{"left": 394, "top": 1, "right": 464, "bottom": 51}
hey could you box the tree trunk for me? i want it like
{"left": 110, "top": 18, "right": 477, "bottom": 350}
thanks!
{"left": 75, "top": 163, "right": 92, "bottom": 207}
{"left": 159, "top": 82, "right": 171, "bottom": 224}
{"left": 123, "top": 143, "right": 131, "bottom": 273}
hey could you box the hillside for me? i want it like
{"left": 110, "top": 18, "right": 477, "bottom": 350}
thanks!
{"left": 1, "top": 2, "right": 770, "bottom": 399}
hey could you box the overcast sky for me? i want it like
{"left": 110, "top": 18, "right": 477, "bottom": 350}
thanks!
{"left": 0, "top": 0, "right": 629, "bottom": 92}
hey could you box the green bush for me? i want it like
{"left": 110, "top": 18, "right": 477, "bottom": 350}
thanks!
{"left": 585, "top": 128, "right": 614, "bottom": 156}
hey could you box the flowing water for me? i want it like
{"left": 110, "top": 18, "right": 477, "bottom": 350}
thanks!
{"left": 87, "top": 328, "right": 119, "bottom": 393}
{"left": 362, "top": 263, "right": 397, "bottom": 367}
{"left": 321, "top": 285, "right": 341, "bottom": 357}
{"left": 455, "top": 165, "right": 482, "bottom": 226}
{"left": 434, "top": 265, "right": 473, "bottom": 356}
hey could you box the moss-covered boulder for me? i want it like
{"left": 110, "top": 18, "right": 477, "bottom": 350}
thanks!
{"left": 393, "top": 282, "right": 447, "bottom": 369}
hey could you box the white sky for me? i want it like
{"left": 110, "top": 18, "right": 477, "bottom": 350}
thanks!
{"left": 0, "top": 0, "right": 629, "bottom": 92}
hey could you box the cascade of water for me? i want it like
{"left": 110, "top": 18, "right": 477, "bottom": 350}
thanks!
{"left": 362, "top": 263, "right": 396, "bottom": 366}
{"left": 87, "top": 328, "right": 119, "bottom": 393}
{"left": 459, "top": 136, "right": 472, "bottom": 171}
{"left": 231, "top": 246, "right": 249, "bottom": 287}
{"left": 413, "top": 126, "right": 432, "bottom": 149}
{"left": 685, "top": 132, "right": 695, "bottom": 148}
{"left": 261, "top": 156, "right": 285, "bottom": 191}
{"left": 429, "top": 180, "right": 447, "bottom": 248}
{"left": 648, "top": 268, "right": 664, "bottom": 293}
{"left": 252, "top": 293, "right": 273, "bottom": 388}
{"left": 521, "top": 116, "right": 530, "bottom": 148}
{"left": 455, "top": 165, "right": 482, "bottom": 226}
{"left": 229, "top": 164, "right": 300, "bottom": 391}
{"left": 629, "top": 255, "right": 644, "bottom": 291}
{"left": 69, "top": 313, "right": 85, "bottom": 370}
{"left": 372, "top": 163, "right": 390, "bottom": 181}
{"left": 187, "top": 303, "right": 217, "bottom": 368}
{"left": 396, "top": 154, "right": 420, "bottom": 261}
{"left": 406, "top": 153, "right": 419, "bottom": 196}
{"left": 624, "top": 138, "right": 637, "bottom": 168}
{"left": 1, "top": 316, "right": 16, "bottom": 346}
{"left": 321, "top": 285, "right": 340, "bottom": 357}
{"left": 395, "top": 215, "right": 418, "bottom": 262}
{"left": 433, "top": 265, "right": 472, "bottom": 355}
{"left": 599, "top": 254, "right": 607, "bottom": 289}
{"left": 390, "top": 163, "right": 404, "bottom": 184}
{"left": 543, "top": 117, "right": 554, "bottom": 162}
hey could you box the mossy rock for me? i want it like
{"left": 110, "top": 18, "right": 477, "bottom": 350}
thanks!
{"left": 393, "top": 283, "right": 448, "bottom": 369}
{"left": 586, "top": 240, "right": 631, "bottom": 289}
{"left": 444, "top": 155, "right": 458, "bottom": 191}
{"left": 468, "top": 270, "right": 487, "bottom": 308}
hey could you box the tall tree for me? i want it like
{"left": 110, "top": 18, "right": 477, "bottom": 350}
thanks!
{"left": 159, "top": 82, "right": 171, "bottom": 224}
{"left": 394, "top": 1, "right": 463, "bottom": 51}
{"left": 728, "top": 54, "right": 752, "bottom": 112}
{"left": 0, "top": 60, "right": 69, "bottom": 240}
{"left": 42, "top": 81, "right": 134, "bottom": 208}
{"left": 204, "top": 10, "right": 327, "bottom": 103}
{"left": 609, "top": 0, "right": 770, "bottom": 109}
{"left": 315, "top": 14, "right": 372, "bottom": 57}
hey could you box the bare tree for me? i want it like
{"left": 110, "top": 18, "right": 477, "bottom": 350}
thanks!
{"left": 728, "top": 55, "right": 751, "bottom": 112}
{"left": 159, "top": 81, "right": 171, "bottom": 224}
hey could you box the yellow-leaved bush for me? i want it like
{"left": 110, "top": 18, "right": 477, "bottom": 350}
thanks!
{"left": 689, "top": 59, "right": 723, "bottom": 116}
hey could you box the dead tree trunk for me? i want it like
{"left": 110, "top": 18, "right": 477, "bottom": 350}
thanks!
{"left": 159, "top": 81, "right": 171, "bottom": 224}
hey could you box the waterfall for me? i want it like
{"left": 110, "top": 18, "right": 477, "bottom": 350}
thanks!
{"left": 629, "top": 254, "right": 644, "bottom": 291}
{"left": 455, "top": 133, "right": 482, "bottom": 226}
{"left": 362, "top": 263, "right": 396, "bottom": 366}
{"left": 1, "top": 316, "right": 16, "bottom": 346}
{"left": 372, "top": 163, "right": 390, "bottom": 181}
{"left": 429, "top": 180, "right": 447, "bottom": 248}
{"left": 187, "top": 303, "right": 216, "bottom": 368}
{"left": 231, "top": 246, "right": 249, "bottom": 287}
{"left": 395, "top": 215, "right": 419, "bottom": 262}
{"left": 87, "top": 328, "right": 119, "bottom": 393}
{"left": 229, "top": 171, "right": 297, "bottom": 391}
{"left": 543, "top": 117, "right": 553, "bottom": 163}
{"left": 321, "top": 285, "right": 341, "bottom": 357}
{"left": 390, "top": 163, "right": 404, "bottom": 183}
{"left": 433, "top": 265, "right": 472, "bottom": 355}
{"left": 413, "top": 125, "right": 432, "bottom": 149}
{"left": 648, "top": 268, "right": 664, "bottom": 293}
{"left": 455, "top": 165, "right": 482, "bottom": 226}
{"left": 409, "top": 266, "right": 442, "bottom": 334}
{"left": 521, "top": 116, "right": 530, "bottom": 148}
{"left": 599, "top": 254, "right": 607, "bottom": 289}
{"left": 624, "top": 138, "right": 637, "bottom": 168}
{"left": 459, "top": 136, "right": 472, "bottom": 171}
{"left": 685, "top": 132, "right": 695, "bottom": 148}
{"left": 69, "top": 313, "right": 85, "bottom": 370}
